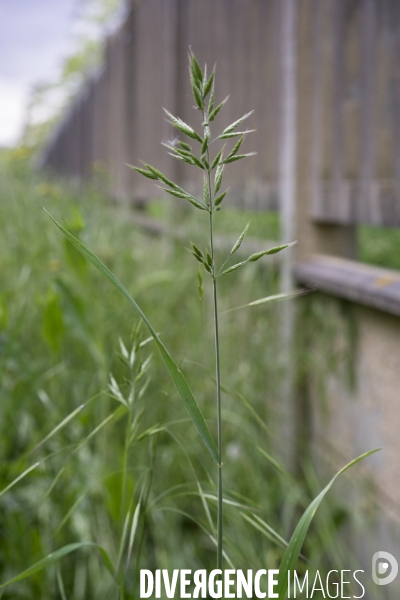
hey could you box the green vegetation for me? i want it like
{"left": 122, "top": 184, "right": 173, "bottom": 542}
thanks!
{"left": 358, "top": 224, "right": 400, "bottom": 271}
{"left": 1, "top": 148, "right": 297, "bottom": 598}
{"left": 148, "top": 198, "right": 280, "bottom": 242}
{"left": 0, "top": 55, "right": 382, "bottom": 600}
{"left": 0, "top": 146, "right": 386, "bottom": 599}
{"left": 0, "top": 52, "right": 385, "bottom": 600}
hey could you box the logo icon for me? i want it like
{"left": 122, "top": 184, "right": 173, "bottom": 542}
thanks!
{"left": 372, "top": 551, "right": 398, "bottom": 585}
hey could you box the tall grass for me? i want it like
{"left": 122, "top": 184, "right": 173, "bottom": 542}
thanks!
{"left": 1, "top": 148, "right": 297, "bottom": 597}
{"left": 130, "top": 51, "right": 294, "bottom": 571}
{"left": 0, "top": 54, "right": 379, "bottom": 599}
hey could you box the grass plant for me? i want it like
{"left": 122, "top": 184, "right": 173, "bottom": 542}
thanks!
{"left": 130, "top": 51, "right": 294, "bottom": 571}
{"left": 1, "top": 148, "right": 297, "bottom": 597}
{"left": 49, "top": 51, "right": 293, "bottom": 576}
{"left": 0, "top": 54, "right": 380, "bottom": 599}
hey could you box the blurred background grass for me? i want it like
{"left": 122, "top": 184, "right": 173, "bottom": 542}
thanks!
{"left": 0, "top": 148, "right": 385, "bottom": 598}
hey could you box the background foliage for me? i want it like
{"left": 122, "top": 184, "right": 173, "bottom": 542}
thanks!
{"left": 0, "top": 148, "right": 384, "bottom": 598}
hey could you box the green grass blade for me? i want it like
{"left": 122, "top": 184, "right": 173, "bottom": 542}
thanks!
{"left": 0, "top": 462, "right": 40, "bottom": 499}
{"left": 241, "top": 512, "right": 287, "bottom": 549}
{"left": 257, "top": 447, "right": 298, "bottom": 485}
{"left": 29, "top": 403, "right": 85, "bottom": 454}
{"left": 96, "top": 546, "right": 115, "bottom": 579}
{"left": 45, "top": 210, "right": 218, "bottom": 465}
{"left": 197, "top": 482, "right": 214, "bottom": 534}
{"left": 220, "top": 291, "right": 304, "bottom": 315}
{"left": 55, "top": 492, "right": 87, "bottom": 535}
{"left": 116, "top": 510, "right": 131, "bottom": 572}
{"left": 277, "top": 449, "right": 380, "bottom": 599}
{"left": 56, "top": 569, "right": 67, "bottom": 600}
{"left": 0, "top": 542, "right": 115, "bottom": 589}
{"left": 126, "top": 503, "right": 140, "bottom": 571}
{"left": 241, "top": 513, "right": 309, "bottom": 564}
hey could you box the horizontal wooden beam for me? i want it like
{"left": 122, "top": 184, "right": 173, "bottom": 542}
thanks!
{"left": 296, "top": 254, "right": 400, "bottom": 317}
{"left": 124, "top": 210, "right": 282, "bottom": 263}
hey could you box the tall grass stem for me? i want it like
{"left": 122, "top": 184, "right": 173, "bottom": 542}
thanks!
{"left": 207, "top": 156, "right": 223, "bottom": 570}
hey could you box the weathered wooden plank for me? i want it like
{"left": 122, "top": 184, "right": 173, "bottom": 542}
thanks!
{"left": 310, "top": 0, "right": 324, "bottom": 220}
{"left": 331, "top": 0, "right": 345, "bottom": 222}
{"left": 80, "top": 81, "right": 94, "bottom": 181}
{"left": 92, "top": 65, "right": 110, "bottom": 185}
{"left": 163, "top": 0, "right": 180, "bottom": 185}
{"left": 296, "top": 254, "right": 400, "bottom": 317}
{"left": 123, "top": 3, "right": 136, "bottom": 197}
{"left": 314, "top": 178, "right": 400, "bottom": 226}
{"left": 107, "top": 29, "right": 128, "bottom": 199}
{"left": 279, "top": 0, "right": 297, "bottom": 296}
{"left": 393, "top": 0, "right": 400, "bottom": 205}
{"left": 374, "top": 0, "right": 394, "bottom": 181}
{"left": 360, "top": 0, "right": 377, "bottom": 223}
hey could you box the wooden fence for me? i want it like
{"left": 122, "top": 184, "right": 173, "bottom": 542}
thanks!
{"left": 39, "top": 0, "right": 288, "bottom": 211}
{"left": 310, "top": 0, "right": 400, "bottom": 226}
{"left": 39, "top": 0, "right": 400, "bottom": 225}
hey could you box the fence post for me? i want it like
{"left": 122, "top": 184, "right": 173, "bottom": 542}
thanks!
{"left": 278, "top": 0, "right": 298, "bottom": 468}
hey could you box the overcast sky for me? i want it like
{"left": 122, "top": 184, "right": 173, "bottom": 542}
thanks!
{"left": 0, "top": 0, "right": 82, "bottom": 146}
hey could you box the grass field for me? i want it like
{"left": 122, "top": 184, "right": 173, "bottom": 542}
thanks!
{"left": 0, "top": 148, "right": 387, "bottom": 598}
